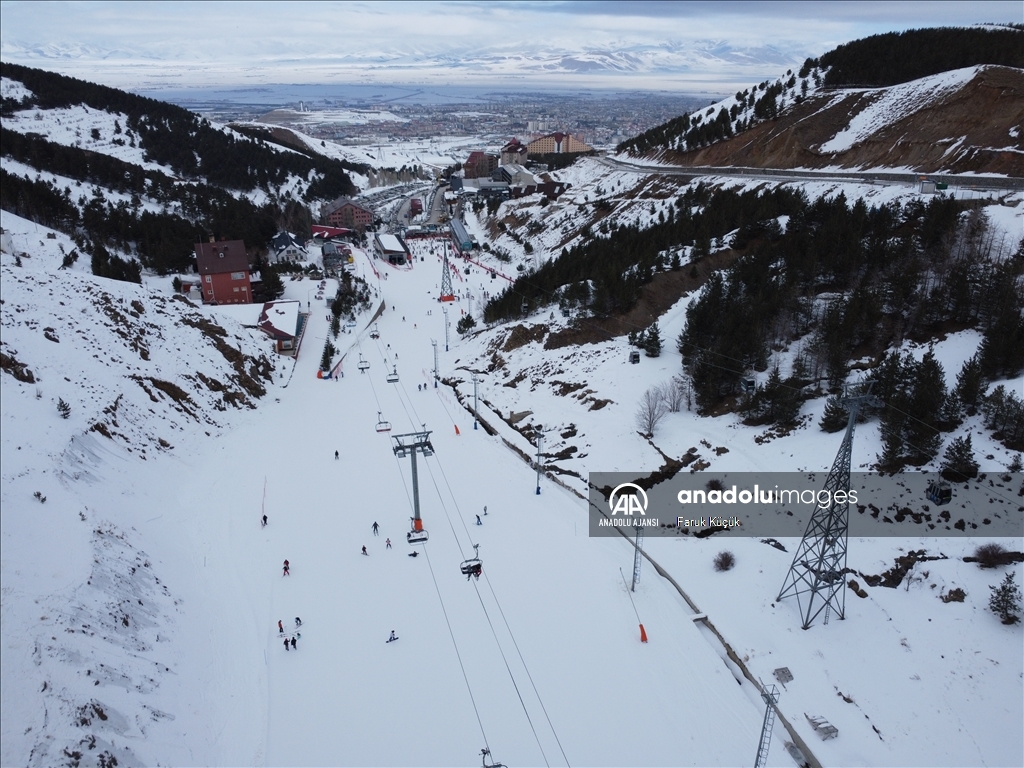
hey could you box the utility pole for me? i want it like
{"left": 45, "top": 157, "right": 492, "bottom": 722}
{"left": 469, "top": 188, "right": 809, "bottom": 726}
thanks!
{"left": 534, "top": 432, "right": 543, "bottom": 495}
{"left": 631, "top": 522, "right": 643, "bottom": 592}
{"left": 392, "top": 429, "right": 434, "bottom": 543}
{"left": 472, "top": 374, "right": 479, "bottom": 430}
{"left": 432, "top": 339, "right": 439, "bottom": 388}
{"left": 777, "top": 382, "right": 879, "bottom": 629}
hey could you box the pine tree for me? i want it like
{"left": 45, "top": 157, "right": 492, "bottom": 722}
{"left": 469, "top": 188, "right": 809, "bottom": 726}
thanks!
{"left": 988, "top": 572, "right": 1021, "bottom": 624}
{"left": 456, "top": 314, "right": 476, "bottom": 335}
{"left": 954, "top": 354, "right": 985, "bottom": 410}
{"left": 878, "top": 411, "right": 907, "bottom": 471}
{"left": 57, "top": 398, "right": 71, "bottom": 419}
{"left": 819, "top": 395, "right": 849, "bottom": 433}
{"left": 941, "top": 434, "right": 979, "bottom": 481}
{"left": 643, "top": 323, "right": 663, "bottom": 358}
{"left": 320, "top": 342, "right": 334, "bottom": 372}
{"left": 904, "top": 351, "right": 946, "bottom": 464}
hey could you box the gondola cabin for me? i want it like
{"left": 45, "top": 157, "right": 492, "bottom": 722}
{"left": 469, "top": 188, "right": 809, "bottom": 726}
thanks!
{"left": 926, "top": 480, "right": 952, "bottom": 505}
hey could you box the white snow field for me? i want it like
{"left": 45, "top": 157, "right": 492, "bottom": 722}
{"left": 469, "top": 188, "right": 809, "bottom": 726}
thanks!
{"left": 3, "top": 194, "right": 1023, "bottom": 768}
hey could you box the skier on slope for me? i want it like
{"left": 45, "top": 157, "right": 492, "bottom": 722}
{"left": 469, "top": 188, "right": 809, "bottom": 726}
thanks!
{"left": 361, "top": 546, "right": 368, "bottom": 556}
{"left": 387, "top": 630, "right": 398, "bottom": 643}
{"left": 284, "top": 638, "right": 290, "bottom": 652}
{"left": 295, "top": 617, "right": 302, "bottom": 627}
{"left": 386, "top": 538, "right": 392, "bottom": 549}
{"left": 372, "top": 521, "right": 379, "bottom": 535}
{"left": 291, "top": 636, "right": 297, "bottom": 650}
{"left": 476, "top": 515, "right": 482, "bottom": 525}
{"left": 335, "top": 450, "right": 339, "bottom": 460}
{"left": 278, "top": 620, "right": 284, "bottom": 633}
{"left": 283, "top": 559, "right": 290, "bottom": 576}
{"left": 262, "top": 514, "right": 268, "bottom": 528}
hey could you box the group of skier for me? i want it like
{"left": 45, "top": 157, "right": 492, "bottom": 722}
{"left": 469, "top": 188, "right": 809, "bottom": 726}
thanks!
{"left": 279, "top": 617, "right": 302, "bottom": 651}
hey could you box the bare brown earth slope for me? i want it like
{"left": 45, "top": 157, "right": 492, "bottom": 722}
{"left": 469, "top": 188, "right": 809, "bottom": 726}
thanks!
{"left": 657, "top": 65, "right": 1024, "bottom": 176}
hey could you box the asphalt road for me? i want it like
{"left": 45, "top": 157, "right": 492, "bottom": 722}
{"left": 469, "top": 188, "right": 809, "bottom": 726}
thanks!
{"left": 596, "top": 155, "right": 1024, "bottom": 191}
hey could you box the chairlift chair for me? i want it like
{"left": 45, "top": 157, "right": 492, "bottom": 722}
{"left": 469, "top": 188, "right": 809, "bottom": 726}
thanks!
{"left": 386, "top": 366, "right": 400, "bottom": 383}
{"left": 460, "top": 544, "right": 482, "bottom": 579}
{"left": 370, "top": 324, "right": 380, "bottom": 340}
{"left": 407, "top": 518, "right": 428, "bottom": 544}
{"left": 926, "top": 480, "right": 952, "bottom": 505}
{"left": 357, "top": 355, "right": 370, "bottom": 373}
{"left": 480, "top": 747, "right": 505, "bottom": 768}
{"left": 375, "top": 412, "right": 392, "bottom": 433}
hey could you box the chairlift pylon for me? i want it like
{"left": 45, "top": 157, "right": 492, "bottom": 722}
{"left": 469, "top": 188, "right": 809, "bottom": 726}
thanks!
{"left": 926, "top": 479, "right": 952, "bottom": 505}
{"left": 386, "top": 365, "right": 399, "bottom": 383}
{"left": 375, "top": 412, "right": 392, "bottom": 433}
{"left": 357, "top": 354, "right": 370, "bottom": 373}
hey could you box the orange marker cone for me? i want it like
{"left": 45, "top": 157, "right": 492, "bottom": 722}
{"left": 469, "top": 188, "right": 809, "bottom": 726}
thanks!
{"left": 454, "top": 424, "right": 461, "bottom": 435}
{"left": 639, "top": 624, "right": 648, "bottom": 643}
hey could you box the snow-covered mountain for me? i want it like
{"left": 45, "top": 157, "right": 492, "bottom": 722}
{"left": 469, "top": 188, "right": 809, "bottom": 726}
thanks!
{"left": 3, "top": 53, "right": 1023, "bottom": 768}
{"left": 619, "top": 64, "right": 1024, "bottom": 175}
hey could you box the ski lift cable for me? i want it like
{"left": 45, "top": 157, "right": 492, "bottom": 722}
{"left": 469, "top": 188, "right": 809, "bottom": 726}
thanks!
{"left": 481, "top": 573, "right": 572, "bottom": 768}
{"left": 423, "top": 441, "right": 570, "bottom": 766}
{"left": 422, "top": 460, "right": 470, "bottom": 561}
{"left": 421, "top": 544, "right": 494, "bottom": 754}
{"left": 412, "top": 425, "right": 559, "bottom": 764}
{"left": 872, "top": 417, "right": 1022, "bottom": 507}
{"left": 470, "top": 579, "right": 552, "bottom": 768}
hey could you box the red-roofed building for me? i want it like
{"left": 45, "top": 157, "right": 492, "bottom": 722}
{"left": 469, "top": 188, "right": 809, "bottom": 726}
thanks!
{"left": 322, "top": 197, "right": 373, "bottom": 232}
{"left": 500, "top": 138, "right": 528, "bottom": 165}
{"left": 194, "top": 238, "right": 252, "bottom": 305}
{"left": 257, "top": 299, "right": 301, "bottom": 353}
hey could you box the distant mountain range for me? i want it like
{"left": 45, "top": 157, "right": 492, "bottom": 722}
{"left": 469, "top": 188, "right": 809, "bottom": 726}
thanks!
{"left": 0, "top": 39, "right": 804, "bottom": 91}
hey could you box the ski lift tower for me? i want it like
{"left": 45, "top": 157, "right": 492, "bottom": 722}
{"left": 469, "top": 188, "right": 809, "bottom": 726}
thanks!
{"left": 777, "top": 382, "right": 879, "bottom": 629}
{"left": 631, "top": 522, "right": 644, "bottom": 592}
{"left": 753, "top": 684, "right": 781, "bottom": 768}
{"left": 440, "top": 240, "right": 455, "bottom": 303}
{"left": 392, "top": 429, "right": 434, "bottom": 543}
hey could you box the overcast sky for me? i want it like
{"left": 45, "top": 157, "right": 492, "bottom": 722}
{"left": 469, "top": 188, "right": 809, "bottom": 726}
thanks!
{"left": 1, "top": 1, "right": 1019, "bottom": 93}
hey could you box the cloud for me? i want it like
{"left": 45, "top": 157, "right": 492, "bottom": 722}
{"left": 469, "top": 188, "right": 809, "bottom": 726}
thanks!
{"left": 1, "top": 0, "right": 1018, "bottom": 91}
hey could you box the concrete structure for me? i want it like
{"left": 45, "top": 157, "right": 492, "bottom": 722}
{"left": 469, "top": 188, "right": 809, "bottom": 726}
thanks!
{"left": 322, "top": 242, "right": 352, "bottom": 274}
{"left": 498, "top": 164, "right": 536, "bottom": 186}
{"left": 374, "top": 233, "right": 410, "bottom": 265}
{"left": 193, "top": 238, "right": 252, "bottom": 305}
{"left": 526, "top": 132, "right": 593, "bottom": 156}
{"left": 510, "top": 181, "right": 570, "bottom": 201}
{"left": 257, "top": 300, "right": 301, "bottom": 353}
{"left": 322, "top": 197, "right": 373, "bottom": 232}
{"left": 464, "top": 151, "right": 498, "bottom": 179}
{"left": 500, "top": 139, "right": 528, "bottom": 166}
{"left": 449, "top": 219, "right": 472, "bottom": 252}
